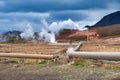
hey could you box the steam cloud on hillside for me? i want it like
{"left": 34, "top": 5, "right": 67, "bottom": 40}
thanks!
{"left": 20, "top": 19, "right": 87, "bottom": 43}
{"left": 20, "top": 24, "right": 34, "bottom": 40}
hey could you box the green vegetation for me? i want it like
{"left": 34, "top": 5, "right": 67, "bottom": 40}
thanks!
{"left": 6, "top": 37, "right": 26, "bottom": 43}
{"left": 72, "top": 59, "right": 92, "bottom": 66}
{"left": 7, "top": 37, "right": 17, "bottom": 43}
{"left": 39, "top": 61, "right": 47, "bottom": 65}
{"left": 105, "top": 66, "right": 120, "bottom": 71}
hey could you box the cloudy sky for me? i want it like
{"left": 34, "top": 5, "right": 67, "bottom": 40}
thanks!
{"left": 0, "top": 0, "right": 120, "bottom": 33}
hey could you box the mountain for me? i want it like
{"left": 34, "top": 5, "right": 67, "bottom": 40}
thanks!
{"left": 3, "top": 31, "right": 21, "bottom": 37}
{"left": 0, "top": 31, "right": 22, "bottom": 43}
{"left": 88, "top": 11, "right": 120, "bottom": 28}
{"left": 0, "top": 31, "right": 42, "bottom": 43}
{"left": 56, "top": 29, "right": 79, "bottom": 42}
{"left": 56, "top": 25, "right": 120, "bottom": 42}
{"left": 89, "top": 24, "right": 120, "bottom": 37}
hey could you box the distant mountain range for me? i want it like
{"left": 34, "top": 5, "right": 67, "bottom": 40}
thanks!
{"left": 0, "top": 30, "right": 40, "bottom": 43}
{"left": 87, "top": 11, "right": 120, "bottom": 28}
{"left": 0, "top": 31, "right": 22, "bottom": 42}
{"left": 3, "top": 31, "right": 21, "bottom": 37}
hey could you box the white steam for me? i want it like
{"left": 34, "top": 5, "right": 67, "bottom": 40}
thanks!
{"left": 39, "top": 29, "right": 56, "bottom": 43}
{"left": 39, "top": 19, "right": 85, "bottom": 43}
{"left": 38, "top": 19, "right": 56, "bottom": 43}
{"left": 48, "top": 19, "right": 84, "bottom": 34}
{"left": 20, "top": 19, "right": 85, "bottom": 43}
{"left": 20, "top": 24, "right": 34, "bottom": 39}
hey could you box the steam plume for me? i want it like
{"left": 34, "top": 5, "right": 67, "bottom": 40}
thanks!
{"left": 20, "top": 19, "right": 86, "bottom": 43}
{"left": 20, "top": 24, "right": 34, "bottom": 39}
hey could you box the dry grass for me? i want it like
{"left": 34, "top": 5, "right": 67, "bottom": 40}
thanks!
{"left": 0, "top": 40, "right": 120, "bottom": 80}
{"left": 80, "top": 44, "right": 120, "bottom": 52}
{"left": 80, "top": 40, "right": 120, "bottom": 52}
{"left": 0, "top": 43, "right": 67, "bottom": 54}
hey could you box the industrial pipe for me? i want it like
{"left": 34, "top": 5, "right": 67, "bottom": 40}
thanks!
{"left": 0, "top": 53, "right": 59, "bottom": 60}
{"left": 73, "top": 42, "right": 82, "bottom": 51}
{"left": 49, "top": 43, "right": 79, "bottom": 46}
{"left": 67, "top": 51, "right": 120, "bottom": 61}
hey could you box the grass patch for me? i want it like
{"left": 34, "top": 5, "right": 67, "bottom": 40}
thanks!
{"left": 39, "top": 61, "right": 47, "bottom": 65}
{"left": 105, "top": 66, "right": 120, "bottom": 71}
{"left": 72, "top": 59, "right": 92, "bottom": 66}
{"left": 4, "top": 60, "right": 19, "bottom": 64}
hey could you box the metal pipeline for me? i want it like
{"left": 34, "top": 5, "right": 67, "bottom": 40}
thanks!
{"left": 73, "top": 42, "right": 82, "bottom": 51}
{"left": 0, "top": 53, "right": 59, "bottom": 60}
{"left": 49, "top": 43, "right": 80, "bottom": 46}
{"left": 66, "top": 42, "right": 120, "bottom": 61}
{"left": 67, "top": 51, "right": 120, "bottom": 61}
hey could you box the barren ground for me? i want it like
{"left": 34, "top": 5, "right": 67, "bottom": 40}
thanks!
{"left": 0, "top": 39, "right": 120, "bottom": 80}
{"left": 0, "top": 60, "right": 120, "bottom": 80}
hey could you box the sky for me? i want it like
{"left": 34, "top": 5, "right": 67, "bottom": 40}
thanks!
{"left": 0, "top": 0, "right": 120, "bottom": 33}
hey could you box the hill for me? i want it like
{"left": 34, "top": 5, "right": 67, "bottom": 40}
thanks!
{"left": 90, "top": 11, "right": 120, "bottom": 28}
{"left": 89, "top": 24, "right": 120, "bottom": 37}
{"left": 56, "top": 29, "right": 79, "bottom": 42}
{"left": 3, "top": 31, "right": 21, "bottom": 37}
{"left": 56, "top": 24, "right": 120, "bottom": 42}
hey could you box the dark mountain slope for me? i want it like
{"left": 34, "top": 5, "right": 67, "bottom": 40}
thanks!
{"left": 91, "top": 11, "right": 120, "bottom": 27}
